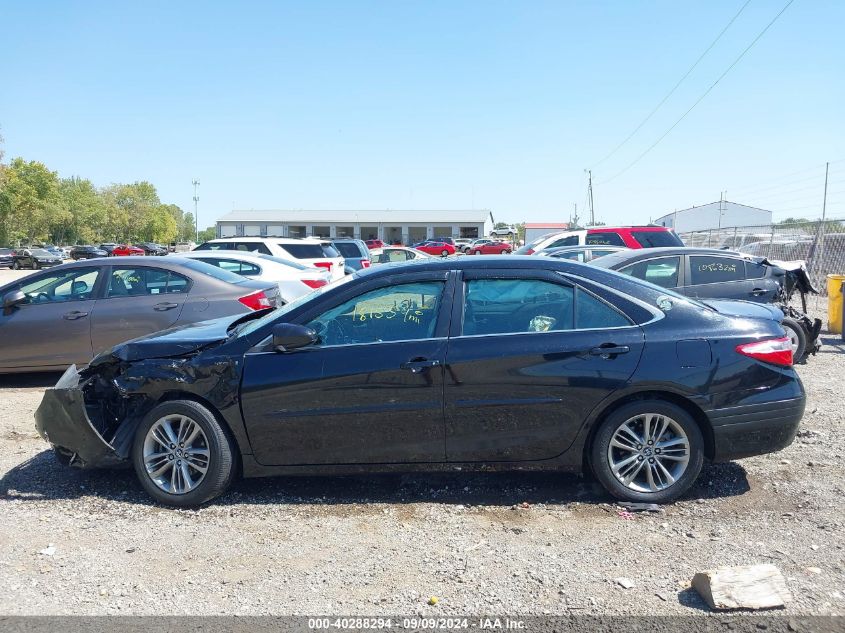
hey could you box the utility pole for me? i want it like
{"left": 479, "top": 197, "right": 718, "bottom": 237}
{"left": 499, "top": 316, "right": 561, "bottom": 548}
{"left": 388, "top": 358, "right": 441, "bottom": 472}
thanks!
{"left": 813, "top": 162, "right": 830, "bottom": 281}
{"left": 587, "top": 170, "right": 595, "bottom": 226}
{"left": 192, "top": 179, "right": 200, "bottom": 243}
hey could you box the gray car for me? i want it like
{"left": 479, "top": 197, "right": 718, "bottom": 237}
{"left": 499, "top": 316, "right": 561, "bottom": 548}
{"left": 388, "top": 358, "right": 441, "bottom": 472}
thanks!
{"left": 0, "top": 256, "right": 282, "bottom": 373}
{"left": 331, "top": 238, "right": 371, "bottom": 273}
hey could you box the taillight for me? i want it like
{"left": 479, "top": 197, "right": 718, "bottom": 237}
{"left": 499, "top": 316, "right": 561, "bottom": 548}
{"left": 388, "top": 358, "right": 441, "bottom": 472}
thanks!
{"left": 301, "top": 279, "right": 327, "bottom": 289}
{"left": 238, "top": 290, "right": 273, "bottom": 311}
{"left": 735, "top": 337, "right": 793, "bottom": 367}
{"left": 361, "top": 259, "right": 371, "bottom": 268}
{"left": 525, "top": 248, "right": 535, "bottom": 255}
{"left": 314, "top": 261, "right": 332, "bottom": 271}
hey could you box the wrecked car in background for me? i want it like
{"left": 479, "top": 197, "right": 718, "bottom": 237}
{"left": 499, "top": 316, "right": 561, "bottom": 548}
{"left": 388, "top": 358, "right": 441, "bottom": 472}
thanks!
{"left": 592, "top": 247, "right": 822, "bottom": 362}
{"left": 35, "top": 257, "right": 805, "bottom": 508}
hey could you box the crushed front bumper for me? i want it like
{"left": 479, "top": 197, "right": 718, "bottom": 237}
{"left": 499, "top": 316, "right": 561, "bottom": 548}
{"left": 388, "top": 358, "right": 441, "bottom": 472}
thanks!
{"left": 34, "top": 365, "right": 124, "bottom": 468}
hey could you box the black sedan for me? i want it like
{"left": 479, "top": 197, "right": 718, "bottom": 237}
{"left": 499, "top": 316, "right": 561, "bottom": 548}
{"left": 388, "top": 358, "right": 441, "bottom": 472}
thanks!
{"left": 35, "top": 256, "right": 805, "bottom": 507}
{"left": 12, "top": 248, "right": 64, "bottom": 270}
{"left": 0, "top": 248, "right": 13, "bottom": 268}
{"left": 98, "top": 243, "right": 117, "bottom": 256}
{"left": 137, "top": 242, "right": 168, "bottom": 256}
{"left": 0, "top": 256, "right": 282, "bottom": 374}
{"left": 70, "top": 245, "right": 108, "bottom": 260}
{"left": 592, "top": 247, "right": 821, "bottom": 361}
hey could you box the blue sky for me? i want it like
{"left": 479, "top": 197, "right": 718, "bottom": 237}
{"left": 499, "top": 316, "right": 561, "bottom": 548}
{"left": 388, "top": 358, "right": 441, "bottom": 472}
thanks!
{"left": 2, "top": 0, "right": 843, "bottom": 227}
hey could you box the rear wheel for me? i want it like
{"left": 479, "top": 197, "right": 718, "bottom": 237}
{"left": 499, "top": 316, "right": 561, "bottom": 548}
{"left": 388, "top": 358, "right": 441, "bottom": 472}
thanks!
{"left": 590, "top": 400, "right": 704, "bottom": 503}
{"left": 32, "top": 261, "right": 40, "bottom": 270}
{"left": 504, "top": 249, "right": 512, "bottom": 254}
{"left": 12, "top": 261, "right": 20, "bottom": 270}
{"left": 132, "top": 400, "right": 236, "bottom": 507}
{"left": 781, "top": 318, "right": 807, "bottom": 362}
{"left": 441, "top": 249, "right": 448, "bottom": 257}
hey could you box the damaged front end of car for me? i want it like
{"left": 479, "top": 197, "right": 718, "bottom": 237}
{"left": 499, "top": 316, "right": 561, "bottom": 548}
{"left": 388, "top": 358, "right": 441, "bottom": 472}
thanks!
{"left": 34, "top": 315, "right": 253, "bottom": 468}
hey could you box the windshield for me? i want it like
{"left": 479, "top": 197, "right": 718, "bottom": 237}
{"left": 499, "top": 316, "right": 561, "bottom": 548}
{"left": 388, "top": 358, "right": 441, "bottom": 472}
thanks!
{"left": 234, "top": 275, "right": 355, "bottom": 338}
{"left": 175, "top": 258, "right": 247, "bottom": 283}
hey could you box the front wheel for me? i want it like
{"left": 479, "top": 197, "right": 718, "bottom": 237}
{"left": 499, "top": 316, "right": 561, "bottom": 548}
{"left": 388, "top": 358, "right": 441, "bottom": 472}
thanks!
{"left": 590, "top": 400, "right": 704, "bottom": 504}
{"left": 441, "top": 249, "right": 448, "bottom": 257}
{"left": 12, "top": 261, "right": 20, "bottom": 270}
{"left": 132, "top": 400, "right": 237, "bottom": 507}
{"left": 781, "top": 318, "right": 807, "bottom": 362}
{"left": 32, "top": 261, "right": 40, "bottom": 270}
{"left": 504, "top": 249, "right": 512, "bottom": 254}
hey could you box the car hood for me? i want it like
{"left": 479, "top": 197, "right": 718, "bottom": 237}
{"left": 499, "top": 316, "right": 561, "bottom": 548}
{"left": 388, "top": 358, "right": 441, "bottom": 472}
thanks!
{"left": 91, "top": 311, "right": 266, "bottom": 364}
{"left": 702, "top": 299, "right": 783, "bottom": 322}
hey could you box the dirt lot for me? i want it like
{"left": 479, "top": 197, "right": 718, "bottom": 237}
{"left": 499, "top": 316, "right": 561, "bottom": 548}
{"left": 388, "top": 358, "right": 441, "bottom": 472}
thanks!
{"left": 0, "top": 267, "right": 843, "bottom": 616}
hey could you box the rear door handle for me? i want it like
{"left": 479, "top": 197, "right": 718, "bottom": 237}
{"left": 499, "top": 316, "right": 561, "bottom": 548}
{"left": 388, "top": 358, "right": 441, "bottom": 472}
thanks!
{"left": 401, "top": 359, "right": 441, "bottom": 373}
{"left": 63, "top": 310, "right": 89, "bottom": 320}
{"left": 750, "top": 288, "right": 767, "bottom": 296}
{"left": 154, "top": 302, "right": 179, "bottom": 311}
{"left": 590, "top": 344, "right": 630, "bottom": 357}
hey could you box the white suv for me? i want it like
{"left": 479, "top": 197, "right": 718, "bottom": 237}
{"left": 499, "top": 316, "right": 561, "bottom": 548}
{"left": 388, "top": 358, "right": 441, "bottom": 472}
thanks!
{"left": 194, "top": 237, "right": 346, "bottom": 280}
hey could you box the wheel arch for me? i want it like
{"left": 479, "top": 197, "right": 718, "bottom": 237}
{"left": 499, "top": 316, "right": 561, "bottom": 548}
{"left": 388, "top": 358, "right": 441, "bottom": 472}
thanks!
{"left": 581, "top": 390, "right": 715, "bottom": 476}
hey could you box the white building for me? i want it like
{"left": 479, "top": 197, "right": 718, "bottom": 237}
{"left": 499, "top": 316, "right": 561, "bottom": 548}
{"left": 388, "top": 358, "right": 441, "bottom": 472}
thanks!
{"left": 215, "top": 210, "right": 493, "bottom": 244}
{"left": 655, "top": 201, "right": 772, "bottom": 233}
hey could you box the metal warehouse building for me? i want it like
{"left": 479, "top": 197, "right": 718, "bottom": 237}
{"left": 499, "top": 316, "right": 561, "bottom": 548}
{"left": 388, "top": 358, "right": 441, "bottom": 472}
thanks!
{"left": 655, "top": 201, "right": 772, "bottom": 233}
{"left": 215, "top": 210, "right": 493, "bottom": 244}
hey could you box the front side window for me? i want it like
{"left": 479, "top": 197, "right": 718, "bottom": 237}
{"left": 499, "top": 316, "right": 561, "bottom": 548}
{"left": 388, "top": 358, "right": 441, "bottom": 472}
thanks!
{"left": 619, "top": 256, "right": 680, "bottom": 289}
{"left": 689, "top": 256, "right": 745, "bottom": 285}
{"left": 463, "top": 279, "right": 574, "bottom": 336}
{"left": 107, "top": 267, "right": 190, "bottom": 297}
{"left": 18, "top": 268, "right": 100, "bottom": 304}
{"left": 306, "top": 282, "right": 444, "bottom": 346}
{"left": 586, "top": 232, "right": 626, "bottom": 246}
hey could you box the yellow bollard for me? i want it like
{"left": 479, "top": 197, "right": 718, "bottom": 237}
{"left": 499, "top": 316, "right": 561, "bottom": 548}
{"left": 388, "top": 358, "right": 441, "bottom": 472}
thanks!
{"left": 827, "top": 274, "right": 845, "bottom": 334}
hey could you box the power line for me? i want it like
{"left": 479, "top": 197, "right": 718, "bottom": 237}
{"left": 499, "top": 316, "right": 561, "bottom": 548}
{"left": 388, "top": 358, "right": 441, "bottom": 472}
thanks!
{"left": 591, "top": 0, "right": 752, "bottom": 169}
{"left": 725, "top": 159, "right": 844, "bottom": 196}
{"left": 599, "top": 0, "right": 795, "bottom": 185}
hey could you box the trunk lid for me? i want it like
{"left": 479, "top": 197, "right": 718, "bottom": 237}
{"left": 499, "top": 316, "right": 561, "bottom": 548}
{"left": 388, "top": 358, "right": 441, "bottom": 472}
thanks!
{"left": 702, "top": 299, "right": 783, "bottom": 322}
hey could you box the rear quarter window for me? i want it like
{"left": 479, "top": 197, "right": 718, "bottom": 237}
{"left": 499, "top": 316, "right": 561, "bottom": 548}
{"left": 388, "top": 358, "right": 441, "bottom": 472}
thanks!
{"left": 586, "top": 232, "right": 626, "bottom": 246}
{"left": 631, "top": 230, "right": 684, "bottom": 247}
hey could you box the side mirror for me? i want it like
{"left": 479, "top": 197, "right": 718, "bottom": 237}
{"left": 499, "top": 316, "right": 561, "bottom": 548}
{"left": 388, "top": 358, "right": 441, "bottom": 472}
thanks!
{"left": 272, "top": 323, "right": 317, "bottom": 352}
{"left": 3, "top": 289, "right": 26, "bottom": 313}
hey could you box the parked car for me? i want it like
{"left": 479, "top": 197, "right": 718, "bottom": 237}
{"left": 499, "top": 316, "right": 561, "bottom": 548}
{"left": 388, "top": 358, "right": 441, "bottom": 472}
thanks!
{"left": 98, "top": 243, "right": 118, "bottom": 256}
{"left": 416, "top": 241, "right": 456, "bottom": 257}
{"left": 168, "top": 241, "right": 195, "bottom": 253}
{"left": 112, "top": 244, "right": 146, "bottom": 257}
{"left": 11, "top": 248, "right": 64, "bottom": 270}
{"left": 331, "top": 239, "right": 372, "bottom": 273}
{"left": 70, "top": 246, "right": 108, "bottom": 260}
{"left": 0, "top": 257, "right": 282, "bottom": 374}
{"left": 136, "top": 242, "right": 168, "bottom": 256}
{"left": 42, "top": 245, "right": 67, "bottom": 259}
{"left": 489, "top": 225, "right": 518, "bottom": 238}
{"left": 468, "top": 241, "right": 513, "bottom": 255}
{"left": 538, "top": 246, "right": 628, "bottom": 262}
{"left": 454, "top": 238, "right": 474, "bottom": 251}
{"left": 461, "top": 238, "right": 493, "bottom": 254}
{"left": 516, "top": 226, "right": 684, "bottom": 255}
{"left": 35, "top": 255, "right": 804, "bottom": 507}
{"left": 365, "top": 239, "right": 386, "bottom": 250}
{"left": 176, "top": 251, "right": 331, "bottom": 304}
{"left": 369, "top": 247, "right": 434, "bottom": 264}
{"left": 193, "top": 237, "right": 345, "bottom": 281}
{"left": 0, "top": 248, "right": 13, "bottom": 269}
{"left": 592, "top": 247, "right": 821, "bottom": 361}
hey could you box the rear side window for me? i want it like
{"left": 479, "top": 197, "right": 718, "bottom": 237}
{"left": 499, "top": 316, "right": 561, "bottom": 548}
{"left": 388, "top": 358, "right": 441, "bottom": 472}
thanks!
{"left": 619, "top": 256, "right": 680, "bottom": 289}
{"left": 547, "top": 236, "right": 579, "bottom": 248}
{"left": 586, "top": 232, "right": 626, "bottom": 246}
{"left": 278, "top": 244, "right": 328, "bottom": 259}
{"left": 208, "top": 258, "right": 261, "bottom": 276}
{"left": 234, "top": 242, "right": 272, "bottom": 255}
{"left": 334, "top": 242, "right": 365, "bottom": 258}
{"left": 463, "top": 279, "right": 574, "bottom": 335}
{"left": 631, "top": 230, "right": 684, "bottom": 247}
{"left": 575, "top": 288, "right": 631, "bottom": 328}
{"left": 107, "top": 267, "right": 190, "bottom": 297}
{"left": 689, "top": 256, "right": 745, "bottom": 285}
{"left": 178, "top": 258, "right": 245, "bottom": 283}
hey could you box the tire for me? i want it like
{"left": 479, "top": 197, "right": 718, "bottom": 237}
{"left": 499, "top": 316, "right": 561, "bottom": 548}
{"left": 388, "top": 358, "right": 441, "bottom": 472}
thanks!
{"left": 33, "top": 261, "right": 40, "bottom": 270}
{"left": 441, "top": 249, "right": 448, "bottom": 257}
{"left": 131, "top": 400, "right": 236, "bottom": 507}
{"left": 781, "top": 317, "right": 807, "bottom": 362}
{"left": 504, "top": 249, "right": 512, "bottom": 254}
{"left": 590, "top": 400, "right": 704, "bottom": 504}
{"left": 12, "top": 261, "right": 19, "bottom": 270}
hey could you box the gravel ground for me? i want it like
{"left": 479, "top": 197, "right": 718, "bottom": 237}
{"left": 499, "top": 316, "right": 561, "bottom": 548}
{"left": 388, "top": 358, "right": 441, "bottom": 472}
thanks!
{"left": 0, "top": 268, "right": 843, "bottom": 616}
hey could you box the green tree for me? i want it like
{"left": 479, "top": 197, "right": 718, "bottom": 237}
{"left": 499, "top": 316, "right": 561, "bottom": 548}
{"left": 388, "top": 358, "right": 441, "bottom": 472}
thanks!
{"left": 142, "top": 205, "right": 178, "bottom": 243}
{"left": 197, "top": 226, "right": 216, "bottom": 242}
{"left": 0, "top": 158, "right": 61, "bottom": 244}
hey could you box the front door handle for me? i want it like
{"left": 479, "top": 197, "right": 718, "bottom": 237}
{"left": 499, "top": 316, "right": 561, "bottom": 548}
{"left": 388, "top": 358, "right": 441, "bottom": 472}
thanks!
{"left": 154, "top": 302, "right": 179, "bottom": 311}
{"left": 401, "top": 359, "right": 441, "bottom": 373}
{"left": 63, "top": 310, "right": 89, "bottom": 320}
{"left": 750, "top": 288, "right": 767, "bottom": 296}
{"left": 590, "top": 344, "right": 630, "bottom": 358}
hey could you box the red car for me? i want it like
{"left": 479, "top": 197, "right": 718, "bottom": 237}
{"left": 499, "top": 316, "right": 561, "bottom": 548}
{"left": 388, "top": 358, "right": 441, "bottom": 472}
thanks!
{"left": 112, "top": 244, "right": 146, "bottom": 256}
{"left": 469, "top": 241, "right": 512, "bottom": 255}
{"left": 365, "top": 239, "right": 385, "bottom": 250}
{"left": 416, "top": 241, "right": 456, "bottom": 257}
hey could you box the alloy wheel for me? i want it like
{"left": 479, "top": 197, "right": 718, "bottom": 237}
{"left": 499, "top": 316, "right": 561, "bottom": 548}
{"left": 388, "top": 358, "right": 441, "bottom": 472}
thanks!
{"left": 606, "top": 413, "right": 690, "bottom": 493}
{"left": 142, "top": 414, "right": 210, "bottom": 494}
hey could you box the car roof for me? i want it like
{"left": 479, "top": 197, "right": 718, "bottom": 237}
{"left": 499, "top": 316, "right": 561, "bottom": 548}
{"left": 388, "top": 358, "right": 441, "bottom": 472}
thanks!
{"left": 591, "top": 246, "right": 755, "bottom": 268}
